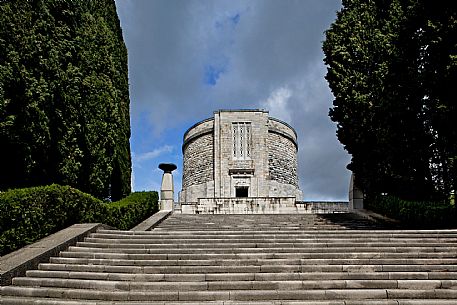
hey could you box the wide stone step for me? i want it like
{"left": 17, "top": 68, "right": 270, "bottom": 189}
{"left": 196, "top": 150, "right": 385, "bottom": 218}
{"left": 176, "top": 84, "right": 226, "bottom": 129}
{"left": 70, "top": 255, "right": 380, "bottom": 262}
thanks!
{"left": 154, "top": 224, "right": 345, "bottom": 228}
{"left": 151, "top": 222, "right": 344, "bottom": 227}
{"left": 48, "top": 256, "right": 457, "bottom": 266}
{"left": 3, "top": 285, "right": 457, "bottom": 301}
{"left": 38, "top": 263, "right": 457, "bottom": 273}
{"left": 25, "top": 270, "right": 457, "bottom": 281}
{"left": 91, "top": 232, "right": 457, "bottom": 239}
{"left": 83, "top": 236, "right": 457, "bottom": 244}
{"left": 96, "top": 228, "right": 457, "bottom": 234}
{"left": 69, "top": 245, "right": 457, "bottom": 254}
{"left": 75, "top": 241, "right": 457, "bottom": 249}
{"left": 58, "top": 251, "right": 457, "bottom": 260}
{"left": 11, "top": 276, "right": 457, "bottom": 291}
{"left": 153, "top": 225, "right": 363, "bottom": 230}
{"left": 2, "top": 297, "right": 457, "bottom": 305}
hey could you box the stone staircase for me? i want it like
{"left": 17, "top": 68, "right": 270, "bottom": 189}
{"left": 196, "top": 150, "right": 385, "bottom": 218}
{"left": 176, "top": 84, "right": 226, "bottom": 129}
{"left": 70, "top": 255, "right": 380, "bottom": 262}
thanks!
{"left": 2, "top": 213, "right": 457, "bottom": 304}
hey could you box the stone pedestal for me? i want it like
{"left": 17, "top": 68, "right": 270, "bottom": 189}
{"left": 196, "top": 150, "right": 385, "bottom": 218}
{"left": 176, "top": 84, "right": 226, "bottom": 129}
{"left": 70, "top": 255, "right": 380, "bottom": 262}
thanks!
{"left": 349, "top": 173, "right": 364, "bottom": 209}
{"left": 159, "top": 163, "right": 177, "bottom": 211}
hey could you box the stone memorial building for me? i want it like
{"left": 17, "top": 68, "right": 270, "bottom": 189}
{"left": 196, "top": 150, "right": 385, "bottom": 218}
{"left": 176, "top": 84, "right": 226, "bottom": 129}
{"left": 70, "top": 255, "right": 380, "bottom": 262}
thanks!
{"left": 179, "top": 109, "right": 302, "bottom": 213}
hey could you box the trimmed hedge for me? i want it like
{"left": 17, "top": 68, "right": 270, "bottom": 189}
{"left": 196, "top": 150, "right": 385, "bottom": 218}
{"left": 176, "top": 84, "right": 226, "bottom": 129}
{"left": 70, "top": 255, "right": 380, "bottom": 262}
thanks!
{"left": 0, "top": 184, "right": 158, "bottom": 256}
{"left": 366, "top": 195, "right": 456, "bottom": 228}
{"left": 98, "top": 192, "right": 159, "bottom": 230}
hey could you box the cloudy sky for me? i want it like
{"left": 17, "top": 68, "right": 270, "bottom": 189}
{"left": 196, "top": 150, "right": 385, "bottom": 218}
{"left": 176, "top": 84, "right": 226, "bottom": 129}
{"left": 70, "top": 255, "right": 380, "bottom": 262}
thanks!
{"left": 114, "top": 0, "right": 350, "bottom": 201}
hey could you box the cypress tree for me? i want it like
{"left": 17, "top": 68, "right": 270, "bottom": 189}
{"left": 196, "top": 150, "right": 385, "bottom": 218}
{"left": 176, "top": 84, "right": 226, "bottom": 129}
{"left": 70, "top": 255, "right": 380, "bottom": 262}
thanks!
{"left": 0, "top": 0, "right": 131, "bottom": 200}
{"left": 323, "top": 0, "right": 456, "bottom": 202}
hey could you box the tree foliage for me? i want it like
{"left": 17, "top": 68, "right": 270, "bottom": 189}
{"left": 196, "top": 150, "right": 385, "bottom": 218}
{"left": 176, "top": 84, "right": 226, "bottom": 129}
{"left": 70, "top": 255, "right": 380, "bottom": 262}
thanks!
{"left": 365, "top": 195, "right": 455, "bottom": 229}
{"left": 323, "top": 0, "right": 456, "bottom": 202}
{"left": 0, "top": 0, "right": 131, "bottom": 200}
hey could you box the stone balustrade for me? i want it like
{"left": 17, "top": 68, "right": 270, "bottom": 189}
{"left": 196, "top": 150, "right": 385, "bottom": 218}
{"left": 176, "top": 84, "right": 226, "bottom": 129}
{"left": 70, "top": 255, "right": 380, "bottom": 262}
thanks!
{"left": 180, "top": 197, "right": 348, "bottom": 214}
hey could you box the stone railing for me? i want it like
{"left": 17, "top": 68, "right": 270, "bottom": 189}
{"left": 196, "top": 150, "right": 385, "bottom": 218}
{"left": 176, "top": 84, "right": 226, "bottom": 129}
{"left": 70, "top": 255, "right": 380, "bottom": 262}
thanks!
{"left": 181, "top": 198, "right": 295, "bottom": 214}
{"left": 199, "top": 197, "right": 296, "bottom": 214}
{"left": 180, "top": 201, "right": 198, "bottom": 214}
{"left": 295, "top": 201, "right": 349, "bottom": 213}
{"left": 179, "top": 198, "right": 349, "bottom": 214}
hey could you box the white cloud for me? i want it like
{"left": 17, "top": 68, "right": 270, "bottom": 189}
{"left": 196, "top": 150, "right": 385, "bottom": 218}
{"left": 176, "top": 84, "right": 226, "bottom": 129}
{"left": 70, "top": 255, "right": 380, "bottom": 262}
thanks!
{"left": 260, "top": 86, "right": 293, "bottom": 123}
{"left": 133, "top": 145, "right": 174, "bottom": 163}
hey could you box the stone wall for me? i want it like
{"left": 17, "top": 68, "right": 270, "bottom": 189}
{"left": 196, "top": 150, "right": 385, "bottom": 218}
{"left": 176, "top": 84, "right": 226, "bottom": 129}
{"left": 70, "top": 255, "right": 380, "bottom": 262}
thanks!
{"left": 182, "top": 133, "right": 214, "bottom": 188}
{"left": 268, "top": 117, "right": 298, "bottom": 145}
{"left": 215, "top": 110, "right": 270, "bottom": 198}
{"left": 183, "top": 118, "right": 214, "bottom": 143}
{"left": 267, "top": 132, "right": 298, "bottom": 187}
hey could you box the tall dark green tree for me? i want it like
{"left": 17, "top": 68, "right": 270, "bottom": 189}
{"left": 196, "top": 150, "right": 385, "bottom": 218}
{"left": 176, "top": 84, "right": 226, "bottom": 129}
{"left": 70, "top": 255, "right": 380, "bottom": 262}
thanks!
{"left": 323, "top": 0, "right": 456, "bottom": 202}
{"left": 0, "top": 0, "right": 131, "bottom": 200}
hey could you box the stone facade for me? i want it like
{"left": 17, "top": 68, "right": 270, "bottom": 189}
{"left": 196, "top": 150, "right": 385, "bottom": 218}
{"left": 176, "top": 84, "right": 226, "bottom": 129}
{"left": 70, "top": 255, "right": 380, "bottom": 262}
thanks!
{"left": 179, "top": 109, "right": 302, "bottom": 206}
{"left": 182, "top": 133, "right": 213, "bottom": 188}
{"left": 268, "top": 132, "right": 298, "bottom": 187}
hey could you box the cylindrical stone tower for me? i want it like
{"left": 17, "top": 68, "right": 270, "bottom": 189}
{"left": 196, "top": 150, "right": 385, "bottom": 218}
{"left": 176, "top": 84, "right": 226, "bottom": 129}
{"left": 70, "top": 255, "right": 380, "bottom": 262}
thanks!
{"left": 179, "top": 109, "right": 302, "bottom": 205}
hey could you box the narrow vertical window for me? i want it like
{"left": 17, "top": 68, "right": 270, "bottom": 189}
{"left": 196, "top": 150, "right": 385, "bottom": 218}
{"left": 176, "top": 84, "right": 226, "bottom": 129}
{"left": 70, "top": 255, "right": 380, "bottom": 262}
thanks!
{"left": 233, "top": 125, "right": 237, "bottom": 157}
{"left": 246, "top": 124, "right": 251, "bottom": 157}
{"left": 240, "top": 124, "right": 244, "bottom": 157}
{"left": 232, "top": 122, "right": 251, "bottom": 160}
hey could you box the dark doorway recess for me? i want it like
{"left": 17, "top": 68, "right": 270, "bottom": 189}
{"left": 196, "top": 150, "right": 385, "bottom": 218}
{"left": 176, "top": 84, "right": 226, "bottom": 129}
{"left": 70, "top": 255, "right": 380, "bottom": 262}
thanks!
{"left": 236, "top": 186, "right": 248, "bottom": 197}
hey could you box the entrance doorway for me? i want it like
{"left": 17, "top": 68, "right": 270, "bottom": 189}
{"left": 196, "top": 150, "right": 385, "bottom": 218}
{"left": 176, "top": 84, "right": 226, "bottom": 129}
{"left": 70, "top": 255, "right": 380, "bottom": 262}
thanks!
{"left": 235, "top": 186, "right": 249, "bottom": 198}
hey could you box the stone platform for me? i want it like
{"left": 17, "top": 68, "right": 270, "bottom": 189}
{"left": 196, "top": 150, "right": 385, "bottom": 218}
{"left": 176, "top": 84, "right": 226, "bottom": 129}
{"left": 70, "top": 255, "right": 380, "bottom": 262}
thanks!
{"left": 2, "top": 213, "right": 457, "bottom": 304}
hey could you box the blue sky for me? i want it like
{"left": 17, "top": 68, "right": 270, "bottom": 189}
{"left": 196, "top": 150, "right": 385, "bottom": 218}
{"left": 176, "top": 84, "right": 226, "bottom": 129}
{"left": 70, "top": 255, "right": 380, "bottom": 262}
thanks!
{"left": 115, "top": 0, "right": 349, "bottom": 200}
